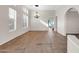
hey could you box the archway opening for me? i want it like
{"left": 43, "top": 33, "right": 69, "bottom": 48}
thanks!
{"left": 65, "top": 8, "right": 79, "bottom": 35}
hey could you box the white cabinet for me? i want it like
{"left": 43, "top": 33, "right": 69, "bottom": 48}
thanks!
{"left": 67, "top": 35, "right": 79, "bottom": 53}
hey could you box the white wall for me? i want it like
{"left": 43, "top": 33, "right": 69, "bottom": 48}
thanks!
{"left": 56, "top": 5, "right": 79, "bottom": 36}
{"left": 30, "top": 10, "right": 56, "bottom": 31}
{"left": 56, "top": 6, "right": 69, "bottom": 36}
{"left": 0, "top": 5, "right": 30, "bottom": 45}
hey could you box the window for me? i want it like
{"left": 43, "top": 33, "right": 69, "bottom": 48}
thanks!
{"left": 23, "top": 7, "right": 28, "bottom": 14}
{"left": 48, "top": 19, "right": 54, "bottom": 28}
{"left": 23, "top": 14, "right": 28, "bottom": 28}
{"left": 9, "top": 8, "right": 16, "bottom": 32}
{"left": 22, "top": 7, "right": 28, "bottom": 28}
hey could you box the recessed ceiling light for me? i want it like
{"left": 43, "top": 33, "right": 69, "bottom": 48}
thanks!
{"left": 35, "top": 5, "right": 39, "bottom": 7}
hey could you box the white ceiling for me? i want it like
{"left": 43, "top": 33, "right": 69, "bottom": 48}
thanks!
{"left": 26, "top": 5, "right": 64, "bottom": 11}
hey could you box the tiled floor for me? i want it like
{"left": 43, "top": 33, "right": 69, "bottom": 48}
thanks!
{"left": 0, "top": 29, "right": 67, "bottom": 53}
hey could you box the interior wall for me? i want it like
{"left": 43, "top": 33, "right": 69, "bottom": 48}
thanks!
{"left": 30, "top": 10, "right": 56, "bottom": 31}
{"left": 56, "top": 5, "right": 79, "bottom": 36}
{"left": 0, "top": 5, "right": 30, "bottom": 45}
{"left": 66, "top": 10, "right": 79, "bottom": 34}
{"left": 56, "top": 7, "right": 67, "bottom": 36}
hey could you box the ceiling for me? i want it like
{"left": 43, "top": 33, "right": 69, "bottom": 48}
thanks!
{"left": 26, "top": 5, "right": 64, "bottom": 11}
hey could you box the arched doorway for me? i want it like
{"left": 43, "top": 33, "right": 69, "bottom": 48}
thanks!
{"left": 65, "top": 8, "right": 79, "bottom": 35}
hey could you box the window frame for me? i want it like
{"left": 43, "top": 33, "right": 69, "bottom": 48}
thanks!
{"left": 8, "top": 8, "right": 17, "bottom": 32}
{"left": 22, "top": 7, "right": 28, "bottom": 29}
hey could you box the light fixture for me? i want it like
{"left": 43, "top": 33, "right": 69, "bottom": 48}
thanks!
{"left": 34, "top": 11, "right": 40, "bottom": 19}
{"left": 34, "top": 5, "right": 40, "bottom": 19}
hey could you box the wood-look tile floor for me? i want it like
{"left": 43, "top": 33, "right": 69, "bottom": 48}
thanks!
{"left": 0, "top": 30, "right": 67, "bottom": 53}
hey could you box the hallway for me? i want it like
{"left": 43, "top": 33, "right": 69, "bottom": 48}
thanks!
{"left": 0, "top": 30, "right": 67, "bottom": 53}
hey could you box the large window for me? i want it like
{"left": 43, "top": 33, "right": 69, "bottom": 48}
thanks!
{"left": 23, "top": 14, "right": 28, "bottom": 28}
{"left": 9, "top": 8, "right": 16, "bottom": 32}
{"left": 23, "top": 7, "right": 28, "bottom": 14}
{"left": 22, "top": 7, "right": 28, "bottom": 28}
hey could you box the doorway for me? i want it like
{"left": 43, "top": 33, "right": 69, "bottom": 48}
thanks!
{"left": 65, "top": 8, "right": 79, "bottom": 35}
